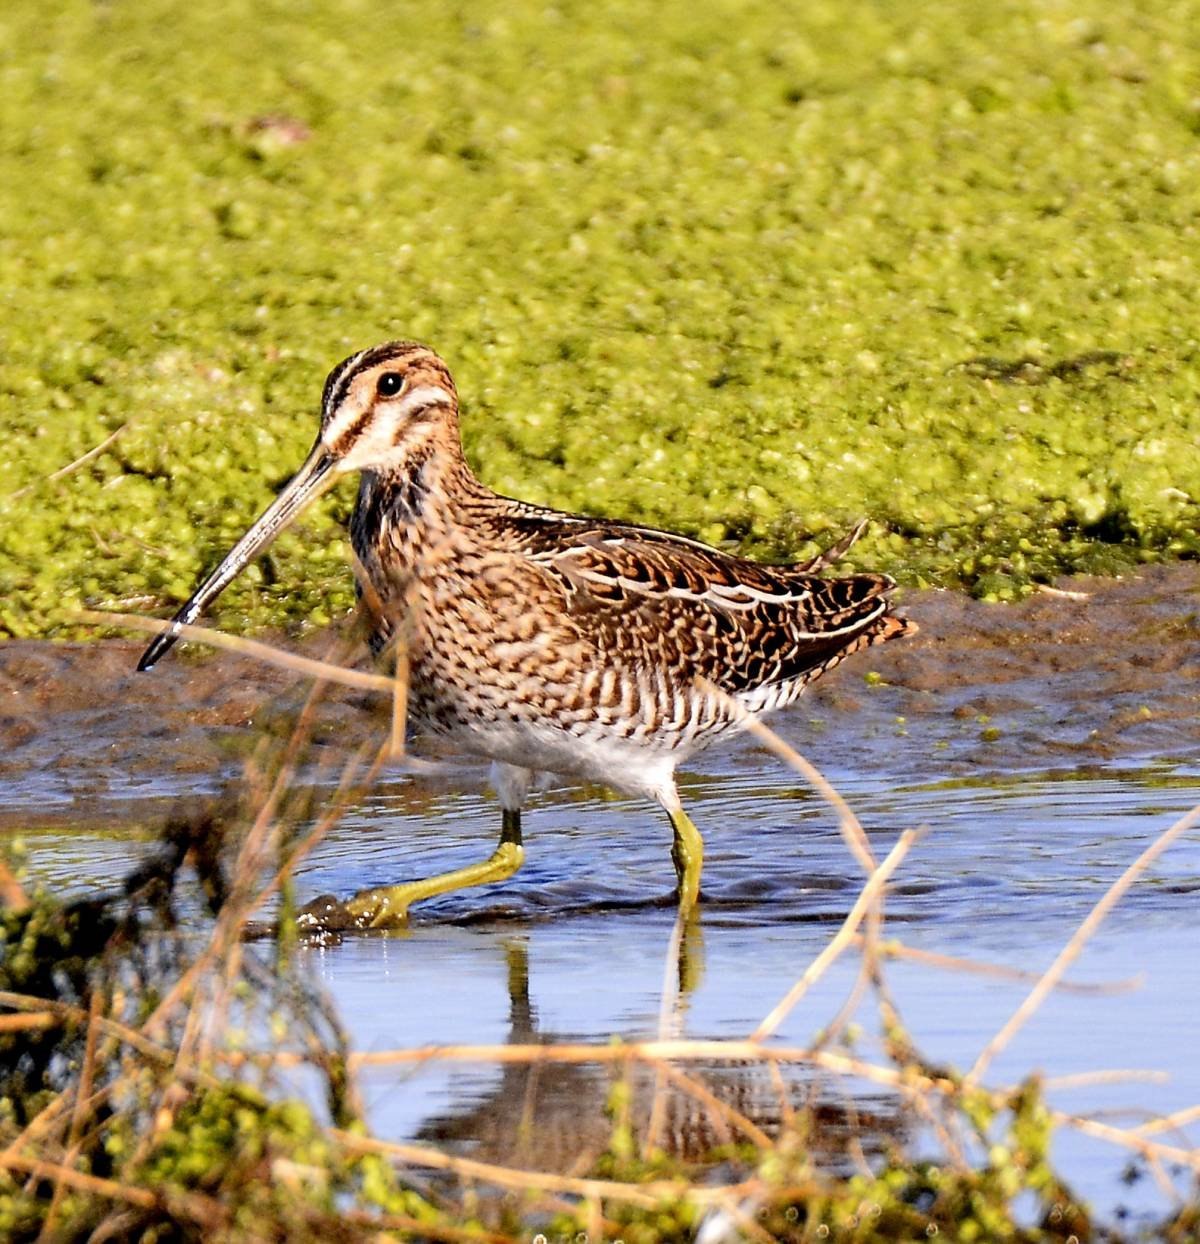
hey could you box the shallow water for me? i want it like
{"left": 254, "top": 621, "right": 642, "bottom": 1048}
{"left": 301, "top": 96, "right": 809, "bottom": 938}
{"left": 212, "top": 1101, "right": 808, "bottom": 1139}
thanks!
{"left": 7, "top": 571, "right": 1200, "bottom": 1226}
{"left": 305, "top": 745, "right": 1200, "bottom": 1223}
{"left": 19, "top": 727, "right": 1200, "bottom": 1224}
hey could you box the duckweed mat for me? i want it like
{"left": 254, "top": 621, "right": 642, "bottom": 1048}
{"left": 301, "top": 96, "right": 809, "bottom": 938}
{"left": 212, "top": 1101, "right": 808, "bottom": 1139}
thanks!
{"left": 2, "top": 0, "right": 1199, "bottom": 640}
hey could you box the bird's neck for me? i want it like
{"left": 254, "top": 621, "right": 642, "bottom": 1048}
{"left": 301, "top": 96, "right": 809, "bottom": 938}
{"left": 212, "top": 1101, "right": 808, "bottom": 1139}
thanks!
{"left": 351, "top": 436, "right": 495, "bottom": 576}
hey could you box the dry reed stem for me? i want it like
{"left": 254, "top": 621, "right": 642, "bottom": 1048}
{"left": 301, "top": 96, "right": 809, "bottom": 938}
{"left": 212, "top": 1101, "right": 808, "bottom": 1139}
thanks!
{"left": 1053, "top": 1109, "right": 1200, "bottom": 1174}
{"left": 2, "top": 1155, "right": 227, "bottom": 1234}
{"left": 584, "top": 1196, "right": 605, "bottom": 1244}
{"left": 77, "top": 609, "right": 396, "bottom": 694}
{"left": 0, "top": 853, "right": 29, "bottom": 911}
{"left": 1034, "top": 584, "right": 1091, "bottom": 601}
{"left": 329, "top": 1127, "right": 764, "bottom": 1210}
{"left": 1, "top": 1085, "right": 110, "bottom": 1166}
{"left": 126, "top": 627, "right": 395, "bottom": 1035}
{"left": 257, "top": 735, "right": 389, "bottom": 911}
{"left": 908, "top": 1084, "right": 971, "bottom": 1173}
{"left": 0, "top": 1153, "right": 157, "bottom": 1210}
{"left": 0, "top": 991, "right": 222, "bottom": 1090}
{"left": 703, "top": 1194, "right": 780, "bottom": 1244}
{"left": 348, "top": 540, "right": 418, "bottom": 763}
{"left": 750, "top": 828, "right": 921, "bottom": 1042}
{"left": 329, "top": 1129, "right": 670, "bottom": 1208}
{"left": 765, "top": 1058, "right": 797, "bottom": 1129}
{"left": 859, "top": 937, "right": 1143, "bottom": 995}
{"left": 10, "top": 423, "right": 127, "bottom": 500}
{"left": 1041, "top": 1070, "right": 1170, "bottom": 1089}
{"left": 38, "top": 989, "right": 107, "bottom": 1240}
{"left": 645, "top": 1057, "right": 774, "bottom": 1150}
{"left": 278, "top": 741, "right": 384, "bottom": 874}
{"left": 340, "top": 1038, "right": 961, "bottom": 1104}
{"left": 230, "top": 661, "right": 344, "bottom": 911}
{"left": 1136, "top": 1103, "right": 1200, "bottom": 1137}
{"left": 0, "top": 1013, "right": 58, "bottom": 1033}
{"left": 340, "top": 1207, "right": 512, "bottom": 1244}
{"left": 346, "top": 544, "right": 388, "bottom": 636}
{"left": 69, "top": 989, "right": 103, "bottom": 1152}
{"left": 1063, "top": 1115, "right": 1183, "bottom": 1203}
{"left": 391, "top": 633, "right": 410, "bottom": 760}
{"left": 829, "top": 1086, "right": 875, "bottom": 1181}
{"left": 812, "top": 943, "right": 874, "bottom": 1053}
{"left": 697, "top": 680, "right": 894, "bottom": 1037}
{"left": 143, "top": 674, "right": 352, "bottom": 1039}
{"left": 697, "top": 680, "right": 876, "bottom": 875}
{"left": 382, "top": 579, "right": 419, "bottom": 762}
{"left": 967, "top": 800, "right": 1200, "bottom": 1087}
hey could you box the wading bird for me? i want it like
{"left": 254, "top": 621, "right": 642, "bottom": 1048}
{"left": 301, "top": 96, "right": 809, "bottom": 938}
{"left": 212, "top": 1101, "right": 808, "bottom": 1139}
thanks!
{"left": 139, "top": 342, "right": 914, "bottom": 927}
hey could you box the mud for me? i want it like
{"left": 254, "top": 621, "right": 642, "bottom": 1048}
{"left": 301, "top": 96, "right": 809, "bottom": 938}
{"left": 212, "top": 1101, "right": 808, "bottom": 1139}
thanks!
{"left": 1, "top": 564, "right": 1198, "bottom": 832}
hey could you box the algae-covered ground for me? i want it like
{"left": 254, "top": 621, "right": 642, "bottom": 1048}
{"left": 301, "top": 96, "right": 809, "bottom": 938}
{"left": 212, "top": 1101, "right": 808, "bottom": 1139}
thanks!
{"left": 1, "top": 0, "right": 1199, "bottom": 639}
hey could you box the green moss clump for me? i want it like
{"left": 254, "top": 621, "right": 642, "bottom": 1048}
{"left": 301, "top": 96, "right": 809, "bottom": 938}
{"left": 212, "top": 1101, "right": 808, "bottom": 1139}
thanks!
{"left": 1, "top": 0, "right": 1200, "bottom": 640}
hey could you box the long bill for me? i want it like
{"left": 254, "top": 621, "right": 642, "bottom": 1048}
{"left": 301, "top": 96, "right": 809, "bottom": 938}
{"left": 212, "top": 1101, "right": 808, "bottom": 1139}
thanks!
{"left": 137, "top": 442, "right": 339, "bottom": 671}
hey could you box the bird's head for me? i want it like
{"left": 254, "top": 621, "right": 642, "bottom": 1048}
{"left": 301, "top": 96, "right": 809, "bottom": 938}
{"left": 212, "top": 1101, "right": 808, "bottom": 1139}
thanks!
{"left": 137, "top": 340, "right": 457, "bottom": 670}
{"left": 316, "top": 340, "right": 459, "bottom": 475}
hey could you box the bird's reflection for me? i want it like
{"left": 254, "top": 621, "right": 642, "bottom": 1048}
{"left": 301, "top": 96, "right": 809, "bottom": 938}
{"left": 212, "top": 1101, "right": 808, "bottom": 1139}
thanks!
{"left": 414, "top": 930, "right": 906, "bottom": 1173}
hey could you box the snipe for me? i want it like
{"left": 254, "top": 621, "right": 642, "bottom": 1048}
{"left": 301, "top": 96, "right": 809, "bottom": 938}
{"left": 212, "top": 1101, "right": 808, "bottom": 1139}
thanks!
{"left": 139, "top": 342, "right": 915, "bottom": 927}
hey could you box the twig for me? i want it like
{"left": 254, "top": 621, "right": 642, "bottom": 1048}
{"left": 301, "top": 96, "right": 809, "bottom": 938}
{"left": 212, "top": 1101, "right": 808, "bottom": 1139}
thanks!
{"left": 0, "top": 1153, "right": 156, "bottom": 1210}
{"left": 698, "top": 680, "right": 876, "bottom": 874}
{"left": 44, "top": 988, "right": 105, "bottom": 1239}
{"left": 813, "top": 941, "right": 873, "bottom": 1052}
{"left": 340, "top": 1208, "right": 511, "bottom": 1244}
{"left": 10, "top": 424, "right": 127, "bottom": 500}
{"left": 967, "top": 800, "right": 1200, "bottom": 1087}
{"left": 0, "top": 1013, "right": 59, "bottom": 1033}
{"left": 143, "top": 676, "right": 369, "bottom": 1037}
{"left": 750, "top": 828, "right": 921, "bottom": 1042}
{"left": 1034, "top": 584, "right": 1091, "bottom": 601}
{"left": 328, "top": 1127, "right": 762, "bottom": 1208}
{"left": 257, "top": 735, "right": 389, "bottom": 911}
{"left": 76, "top": 609, "right": 396, "bottom": 694}
{"left": 1053, "top": 1110, "right": 1200, "bottom": 1176}
{"left": 0, "top": 991, "right": 221, "bottom": 1089}
{"left": 700, "top": 1191, "right": 780, "bottom": 1244}
{"left": 1135, "top": 1103, "right": 1200, "bottom": 1137}
{"left": 1042, "top": 1070, "right": 1170, "bottom": 1090}
{"left": 647, "top": 1058, "right": 773, "bottom": 1150}
{"left": 0, "top": 853, "right": 29, "bottom": 911}
{"left": 858, "top": 937, "right": 1143, "bottom": 995}
{"left": 334, "top": 1038, "right": 965, "bottom": 1104}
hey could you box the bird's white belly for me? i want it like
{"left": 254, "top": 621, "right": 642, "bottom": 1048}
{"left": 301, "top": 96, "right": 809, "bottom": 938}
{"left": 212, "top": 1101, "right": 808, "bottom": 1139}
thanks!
{"left": 445, "top": 717, "right": 688, "bottom": 802}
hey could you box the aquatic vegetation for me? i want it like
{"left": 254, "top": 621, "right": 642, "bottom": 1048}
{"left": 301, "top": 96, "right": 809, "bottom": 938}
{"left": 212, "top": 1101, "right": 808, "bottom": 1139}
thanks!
{"left": 2, "top": 0, "right": 1200, "bottom": 640}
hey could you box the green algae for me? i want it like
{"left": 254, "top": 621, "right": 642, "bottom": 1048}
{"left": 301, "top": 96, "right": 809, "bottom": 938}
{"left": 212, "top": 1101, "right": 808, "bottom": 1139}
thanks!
{"left": 1, "top": 0, "right": 1199, "bottom": 639}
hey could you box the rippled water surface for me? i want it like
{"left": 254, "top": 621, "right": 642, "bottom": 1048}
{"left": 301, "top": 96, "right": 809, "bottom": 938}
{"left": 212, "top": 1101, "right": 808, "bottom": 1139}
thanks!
{"left": 8, "top": 573, "right": 1200, "bottom": 1226}
{"left": 20, "top": 725, "right": 1200, "bottom": 1224}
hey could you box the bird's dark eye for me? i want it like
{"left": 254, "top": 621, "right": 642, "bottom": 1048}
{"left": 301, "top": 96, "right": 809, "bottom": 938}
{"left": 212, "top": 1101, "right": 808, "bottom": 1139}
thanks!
{"left": 376, "top": 372, "right": 404, "bottom": 398}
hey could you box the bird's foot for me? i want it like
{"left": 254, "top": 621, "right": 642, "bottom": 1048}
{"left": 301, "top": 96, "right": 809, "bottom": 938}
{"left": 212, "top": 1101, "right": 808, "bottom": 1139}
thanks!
{"left": 294, "top": 889, "right": 412, "bottom": 933}
{"left": 344, "top": 885, "right": 413, "bottom": 929}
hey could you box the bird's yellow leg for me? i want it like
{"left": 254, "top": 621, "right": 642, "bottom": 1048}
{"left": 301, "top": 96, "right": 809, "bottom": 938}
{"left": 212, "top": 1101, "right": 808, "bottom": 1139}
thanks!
{"left": 346, "top": 809, "right": 524, "bottom": 929}
{"left": 667, "top": 806, "right": 704, "bottom": 915}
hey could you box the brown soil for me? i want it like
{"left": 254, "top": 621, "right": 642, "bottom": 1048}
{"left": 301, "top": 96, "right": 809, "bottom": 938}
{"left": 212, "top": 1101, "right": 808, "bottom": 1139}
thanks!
{"left": 1, "top": 564, "right": 1198, "bottom": 831}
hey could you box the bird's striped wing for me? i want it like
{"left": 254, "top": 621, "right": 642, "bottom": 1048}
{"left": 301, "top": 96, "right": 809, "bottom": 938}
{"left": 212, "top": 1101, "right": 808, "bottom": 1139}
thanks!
{"left": 516, "top": 521, "right": 902, "bottom": 697}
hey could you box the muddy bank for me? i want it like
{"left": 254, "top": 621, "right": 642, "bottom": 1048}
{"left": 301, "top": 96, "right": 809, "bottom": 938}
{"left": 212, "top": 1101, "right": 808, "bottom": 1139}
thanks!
{"left": 1, "top": 563, "right": 1198, "bottom": 830}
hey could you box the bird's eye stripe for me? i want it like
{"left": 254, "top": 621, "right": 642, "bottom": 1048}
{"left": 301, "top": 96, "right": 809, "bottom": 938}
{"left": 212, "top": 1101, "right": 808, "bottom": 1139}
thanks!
{"left": 396, "top": 386, "right": 454, "bottom": 417}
